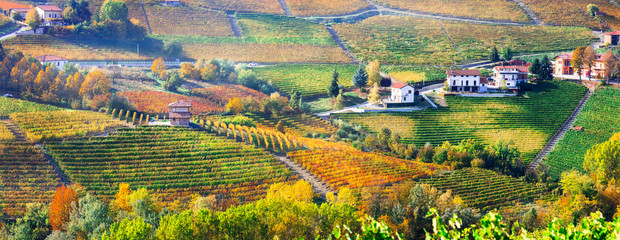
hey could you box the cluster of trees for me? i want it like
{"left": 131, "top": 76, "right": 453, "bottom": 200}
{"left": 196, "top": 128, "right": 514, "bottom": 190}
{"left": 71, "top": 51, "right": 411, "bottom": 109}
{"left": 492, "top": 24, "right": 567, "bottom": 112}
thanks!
{"left": 571, "top": 46, "right": 598, "bottom": 81}
{"left": 529, "top": 56, "right": 554, "bottom": 80}
{"left": 489, "top": 46, "right": 514, "bottom": 62}
{"left": 226, "top": 91, "right": 308, "bottom": 117}
{"left": 0, "top": 50, "right": 111, "bottom": 108}
{"left": 328, "top": 60, "right": 384, "bottom": 110}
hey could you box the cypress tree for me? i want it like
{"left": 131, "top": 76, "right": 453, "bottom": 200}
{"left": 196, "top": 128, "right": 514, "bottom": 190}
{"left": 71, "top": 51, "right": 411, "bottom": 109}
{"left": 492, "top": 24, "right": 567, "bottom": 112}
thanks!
{"left": 490, "top": 46, "right": 500, "bottom": 62}
{"left": 328, "top": 68, "right": 340, "bottom": 98}
{"left": 352, "top": 65, "right": 368, "bottom": 90}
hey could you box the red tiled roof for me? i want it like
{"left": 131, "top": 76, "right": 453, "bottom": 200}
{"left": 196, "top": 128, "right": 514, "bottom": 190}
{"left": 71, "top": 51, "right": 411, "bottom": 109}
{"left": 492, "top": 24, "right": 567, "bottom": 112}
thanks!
{"left": 36, "top": 55, "right": 68, "bottom": 61}
{"left": 480, "top": 77, "right": 488, "bottom": 84}
{"left": 391, "top": 82, "right": 409, "bottom": 89}
{"left": 555, "top": 52, "right": 607, "bottom": 62}
{"left": 169, "top": 100, "right": 192, "bottom": 107}
{"left": 604, "top": 30, "right": 620, "bottom": 35}
{"left": 446, "top": 69, "right": 481, "bottom": 76}
{"left": 10, "top": 8, "right": 30, "bottom": 12}
{"left": 494, "top": 66, "right": 530, "bottom": 73}
{"left": 36, "top": 5, "right": 62, "bottom": 11}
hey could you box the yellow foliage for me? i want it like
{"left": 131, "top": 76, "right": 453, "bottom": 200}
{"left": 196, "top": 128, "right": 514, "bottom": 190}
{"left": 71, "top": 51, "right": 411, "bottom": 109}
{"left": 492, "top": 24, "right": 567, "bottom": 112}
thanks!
{"left": 266, "top": 180, "right": 314, "bottom": 203}
{"left": 151, "top": 57, "right": 166, "bottom": 79}
{"left": 115, "top": 183, "right": 132, "bottom": 211}
{"left": 225, "top": 97, "right": 242, "bottom": 115}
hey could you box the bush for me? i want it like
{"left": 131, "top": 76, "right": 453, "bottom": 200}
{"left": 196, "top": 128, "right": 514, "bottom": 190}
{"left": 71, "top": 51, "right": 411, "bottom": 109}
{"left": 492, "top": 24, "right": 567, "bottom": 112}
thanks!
{"left": 221, "top": 115, "right": 255, "bottom": 127}
{"left": 107, "top": 95, "right": 135, "bottom": 112}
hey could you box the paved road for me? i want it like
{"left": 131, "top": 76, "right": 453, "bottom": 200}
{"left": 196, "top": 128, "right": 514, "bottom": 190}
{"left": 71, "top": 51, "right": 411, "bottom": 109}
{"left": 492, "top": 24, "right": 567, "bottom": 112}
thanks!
{"left": 0, "top": 25, "right": 27, "bottom": 41}
{"left": 528, "top": 89, "right": 594, "bottom": 170}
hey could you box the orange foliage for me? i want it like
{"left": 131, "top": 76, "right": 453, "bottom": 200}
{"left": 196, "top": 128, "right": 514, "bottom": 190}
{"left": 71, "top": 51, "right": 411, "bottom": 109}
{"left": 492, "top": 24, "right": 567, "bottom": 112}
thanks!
{"left": 49, "top": 185, "right": 78, "bottom": 231}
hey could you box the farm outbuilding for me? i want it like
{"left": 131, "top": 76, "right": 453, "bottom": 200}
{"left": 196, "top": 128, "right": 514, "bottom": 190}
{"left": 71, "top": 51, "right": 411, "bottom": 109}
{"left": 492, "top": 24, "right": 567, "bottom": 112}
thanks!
{"left": 169, "top": 100, "right": 191, "bottom": 127}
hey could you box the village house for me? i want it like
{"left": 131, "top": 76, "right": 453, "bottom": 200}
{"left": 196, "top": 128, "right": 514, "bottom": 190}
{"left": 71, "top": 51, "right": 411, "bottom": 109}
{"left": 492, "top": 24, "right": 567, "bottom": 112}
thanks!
{"left": 162, "top": 0, "right": 180, "bottom": 6}
{"left": 383, "top": 82, "right": 415, "bottom": 107}
{"left": 603, "top": 30, "right": 620, "bottom": 46}
{"left": 8, "top": 8, "right": 30, "bottom": 20}
{"left": 553, "top": 52, "right": 608, "bottom": 78}
{"left": 490, "top": 66, "right": 529, "bottom": 90}
{"left": 169, "top": 100, "right": 191, "bottom": 127}
{"left": 36, "top": 55, "right": 68, "bottom": 69}
{"left": 445, "top": 69, "right": 487, "bottom": 93}
{"left": 34, "top": 5, "right": 63, "bottom": 26}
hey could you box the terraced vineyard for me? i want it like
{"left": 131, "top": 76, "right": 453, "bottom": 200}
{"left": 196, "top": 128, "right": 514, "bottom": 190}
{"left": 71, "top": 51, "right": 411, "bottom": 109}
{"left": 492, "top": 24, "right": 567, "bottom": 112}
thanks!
{"left": 288, "top": 149, "right": 448, "bottom": 189}
{"left": 0, "top": 121, "right": 15, "bottom": 141}
{"left": 567, "top": 0, "right": 620, "bottom": 29}
{"left": 336, "top": 81, "right": 587, "bottom": 162}
{"left": 10, "top": 110, "right": 127, "bottom": 142}
{"left": 253, "top": 64, "right": 358, "bottom": 96}
{"left": 238, "top": 14, "right": 336, "bottom": 45}
{"left": 2, "top": 35, "right": 150, "bottom": 60}
{"left": 118, "top": 91, "right": 225, "bottom": 115}
{"left": 0, "top": 143, "right": 59, "bottom": 217}
{"left": 520, "top": 0, "right": 601, "bottom": 28}
{"left": 286, "top": 0, "right": 371, "bottom": 16}
{"left": 46, "top": 126, "right": 297, "bottom": 205}
{"left": 192, "top": 85, "right": 268, "bottom": 106}
{"left": 420, "top": 168, "right": 546, "bottom": 210}
{"left": 334, "top": 16, "right": 594, "bottom": 65}
{"left": 373, "top": 0, "right": 530, "bottom": 22}
{"left": 545, "top": 87, "right": 620, "bottom": 178}
{"left": 0, "top": 98, "right": 59, "bottom": 117}
{"left": 183, "top": 0, "right": 284, "bottom": 14}
{"left": 246, "top": 113, "right": 337, "bottom": 136}
{"left": 382, "top": 66, "right": 447, "bottom": 84}
{"left": 145, "top": 6, "right": 234, "bottom": 36}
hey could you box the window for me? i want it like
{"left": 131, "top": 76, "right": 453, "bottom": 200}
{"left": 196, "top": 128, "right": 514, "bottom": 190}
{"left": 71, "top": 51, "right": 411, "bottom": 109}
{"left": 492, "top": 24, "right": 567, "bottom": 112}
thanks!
{"left": 474, "top": 81, "right": 476, "bottom": 85}
{"left": 408, "top": 90, "right": 411, "bottom": 94}
{"left": 453, "top": 80, "right": 455, "bottom": 85}
{"left": 404, "top": 97, "right": 407, "bottom": 101}
{"left": 466, "top": 81, "right": 469, "bottom": 86}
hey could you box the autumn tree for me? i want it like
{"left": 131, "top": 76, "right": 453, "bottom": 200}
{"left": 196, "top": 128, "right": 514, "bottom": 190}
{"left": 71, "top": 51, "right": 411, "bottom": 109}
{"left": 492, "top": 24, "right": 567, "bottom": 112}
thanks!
{"left": 571, "top": 46, "right": 585, "bottom": 81}
{"left": 65, "top": 72, "right": 85, "bottom": 101}
{"left": 588, "top": 4, "right": 599, "bottom": 16}
{"left": 328, "top": 68, "right": 340, "bottom": 98}
{"left": 225, "top": 97, "right": 242, "bottom": 115}
{"left": 114, "top": 183, "right": 131, "bottom": 212}
{"left": 101, "top": 218, "right": 151, "bottom": 240}
{"left": 583, "top": 46, "right": 597, "bottom": 81}
{"left": 368, "top": 82, "right": 381, "bottom": 105}
{"left": 49, "top": 185, "right": 79, "bottom": 231}
{"left": 180, "top": 62, "right": 200, "bottom": 80}
{"left": 603, "top": 51, "right": 619, "bottom": 80}
{"left": 25, "top": 9, "right": 41, "bottom": 29}
{"left": 266, "top": 180, "right": 314, "bottom": 203}
{"left": 150, "top": 57, "right": 166, "bottom": 80}
{"left": 583, "top": 134, "right": 620, "bottom": 184}
{"left": 333, "top": 90, "right": 344, "bottom": 110}
{"left": 366, "top": 60, "right": 381, "bottom": 87}
{"left": 100, "top": 0, "right": 128, "bottom": 21}
{"left": 79, "top": 70, "right": 110, "bottom": 99}
{"left": 352, "top": 65, "right": 368, "bottom": 90}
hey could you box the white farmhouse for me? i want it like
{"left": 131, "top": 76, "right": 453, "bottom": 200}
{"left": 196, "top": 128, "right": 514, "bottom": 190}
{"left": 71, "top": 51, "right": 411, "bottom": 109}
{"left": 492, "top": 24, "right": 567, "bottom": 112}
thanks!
{"left": 384, "top": 82, "right": 415, "bottom": 107}
{"left": 446, "top": 69, "right": 487, "bottom": 92}
{"left": 490, "top": 66, "right": 529, "bottom": 90}
{"left": 34, "top": 5, "right": 62, "bottom": 25}
{"left": 36, "top": 55, "right": 68, "bottom": 69}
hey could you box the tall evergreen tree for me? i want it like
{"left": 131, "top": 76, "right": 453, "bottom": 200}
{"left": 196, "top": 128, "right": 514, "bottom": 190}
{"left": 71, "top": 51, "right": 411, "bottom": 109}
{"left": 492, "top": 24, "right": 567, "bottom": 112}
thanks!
{"left": 530, "top": 58, "right": 541, "bottom": 76}
{"left": 352, "top": 65, "right": 368, "bottom": 90}
{"left": 489, "top": 46, "right": 500, "bottom": 62}
{"left": 503, "top": 47, "right": 513, "bottom": 61}
{"left": 328, "top": 68, "right": 340, "bottom": 98}
{"left": 540, "top": 56, "right": 553, "bottom": 80}
{"left": 289, "top": 90, "right": 300, "bottom": 109}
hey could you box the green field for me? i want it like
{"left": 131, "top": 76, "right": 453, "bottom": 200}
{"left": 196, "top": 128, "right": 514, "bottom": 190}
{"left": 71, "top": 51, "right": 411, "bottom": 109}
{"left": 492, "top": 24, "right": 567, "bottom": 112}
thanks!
{"left": 336, "top": 81, "right": 587, "bottom": 162}
{"left": 545, "top": 86, "right": 620, "bottom": 178}
{"left": 420, "top": 168, "right": 545, "bottom": 210}
{"left": 0, "top": 98, "right": 59, "bottom": 117}
{"left": 238, "top": 14, "right": 336, "bottom": 45}
{"left": 46, "top": 126, "right": 296, "bottom": 204}
{"left": 253, "top": 64, "right": 358, "bottom": 96}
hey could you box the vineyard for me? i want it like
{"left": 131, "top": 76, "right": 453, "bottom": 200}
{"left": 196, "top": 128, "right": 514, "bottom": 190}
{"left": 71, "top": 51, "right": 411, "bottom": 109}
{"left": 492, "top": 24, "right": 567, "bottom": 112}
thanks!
{"left": 286, "top": 0, "right": 371, "bottom": 16}
{"left": 253, "top": 64, "right": 358, "bottom": 96}
{"left": 520, "top": 0, "right": 601, "bottom": 28}
{"left": 0, "top": 143, "right": 60, "bottom": 217}
{"left": 245, "top": 113, "right": 337, "bottom": 136}
{"left": 45, "top": 126, "right": 297, "bottom": 205}
{"left": 335, "top": 81, "right": 587, "bottom": 162}
{"left": 288, "top": 149, "right": 449, "bottom": 189}
{"left": 180, "top": 42, "right": 352, "bottom": 64}
{"left": 420, "top": 168, "right": 546, "bottom": 210}
{"left": 202, "top": 120, "right": 306, "bottom": 152}
{"left": 0, "top": 98, "right": 59, "bottom": 117}
{"left": 0, "top": 121, "right": 14, "bottom": 141}
{"left": 567, "top": 0, "right": 620, "bottom": 29}
{"left": 2, "top": 35, "right": 150, "bottom": 60}
{"left": 192, "top": 85, "right": 268, "bottom": 106}
{"left": 145, "top": 6, "right": 234, "bottom": 36}
{"left": 334, "top": 16, "right": 594, "bottom": 65}
{"left": 10, "top": 110, "right": 127, "bottom": 142}
{"left": 545, "top": 87, "right": 620, "bottom": 178}
{"left": 238, "top": 14, "right": 336, "bottom": 45}
{"left": 118, "top": 91, "right": 225, "bottom": 115}
{"left": 373, "top": 0, "right": 530, "bottom": 23}
{"left": 182, "top": 0, "right": 284, "bottom": 14}
{"left": 382, "top": 65, "right": 447, "bottom": 84}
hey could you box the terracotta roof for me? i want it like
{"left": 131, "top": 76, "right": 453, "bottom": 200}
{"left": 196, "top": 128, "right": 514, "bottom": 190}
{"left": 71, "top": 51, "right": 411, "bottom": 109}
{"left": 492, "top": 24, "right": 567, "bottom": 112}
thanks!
{"left": 604, "top": 30, "right": 620, "bottom": 35}
{"left": 391, "top": 82, "right": 410, "bottom": 89}
{"left": 494, "top": 66, "right": 530, "bottom": 73}
{"left": 36, "top": 55, "right": 68, "bottom": 61}
{"left": 446, "top": 69, "right": 481, "bottom": 76}
{"left": 555, "top": 52, "right": 607, "bottom": 62}
{"left": 169, "top": 112, "right": 191, "bottom": 118}
{"left": 9, "top": 8, "right": 30, "bottom": 12}
{"left": 36, "top": 5, "right": 62, "bottom": 11}
{"left": 169, "top": 100, "right": 192, "bottom": 107}
{"left": 480, "top": 77, "right": 488, "bottom": 84}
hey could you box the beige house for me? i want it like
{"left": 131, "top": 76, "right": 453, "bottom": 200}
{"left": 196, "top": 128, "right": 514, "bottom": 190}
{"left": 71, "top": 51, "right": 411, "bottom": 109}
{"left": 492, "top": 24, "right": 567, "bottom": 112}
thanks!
{"left": 35, "top": 5, "right": 62, "bottom": 25}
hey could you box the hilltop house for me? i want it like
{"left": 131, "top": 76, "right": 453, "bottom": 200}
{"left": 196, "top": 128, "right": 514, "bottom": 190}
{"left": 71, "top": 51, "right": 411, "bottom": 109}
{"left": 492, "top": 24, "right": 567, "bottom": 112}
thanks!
{"left": 8, "top": 8, "right": 30, "bottom": 20}
{"left": 490, "top": 66, "right": 529, "bottom": 90}
{"left": 36, "top": 55, "right": 68, "bottom": 69}
{"left": 553, "top": 52, "right": 608, "bottom": 78}
{"left": 446, "top": 69, "right": 487, "bottom": 93}
{"left": 603, "top": 30, "right": 620, "bottom": 45}
{"left": 34, "top": 5, "right": 63, "bottom": 26}
{"left": 169, "top": 100, "right": 191, "bottom": 127}
{"left": 383, "top": 82, "right": 415, "bottom": 107}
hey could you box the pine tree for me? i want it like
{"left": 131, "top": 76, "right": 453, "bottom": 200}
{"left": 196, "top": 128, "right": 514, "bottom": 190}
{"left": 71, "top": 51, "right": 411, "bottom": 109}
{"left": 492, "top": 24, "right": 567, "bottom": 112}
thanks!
{"left": 541, "top": 56, "right": 553, "bottom": 80}
{"left": 328, "top": 68, "right": 340, "bottom": 98}
{"left": 530, "top": 59, "right": 541, "bottom": 76}
{"left": 489, "top": 46, "right": 500, "bottom": 62}
{"left": 503, "top": 47, "right": 513, "bottom": 61}
{"left": 352, "top": 65, "right": 368, "bottom": 90}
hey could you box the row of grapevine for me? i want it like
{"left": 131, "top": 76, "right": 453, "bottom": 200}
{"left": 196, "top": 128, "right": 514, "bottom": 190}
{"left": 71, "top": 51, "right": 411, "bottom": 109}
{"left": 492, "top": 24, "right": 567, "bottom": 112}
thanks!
{"left": 245, "top": 113, "right": 338, "bottom": 136}
{"left": 0, "top": 143, "right": 60, "bottom": 217}
{"left": 0, "top": 97, "right": 59, "bottom": 117}
{"left": 201, "top": 119, "right": 304, "bottom": 153}
{"left": 420, "top": 168, "right": 546, "bottom": 210}
{"left": 0, "top": 121, "right": 15, "bottom": 141}
{"left": 373, "top": 0, "right": 530, "bottom": 22}
{"left": 192, "top": 85, "right": 268, "bottom": 106}
{"left": 288, "top": 149, "right": 449, "bottom": 189}
{"left": 45, "top": 126, "right": 297, "bottom": 205}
